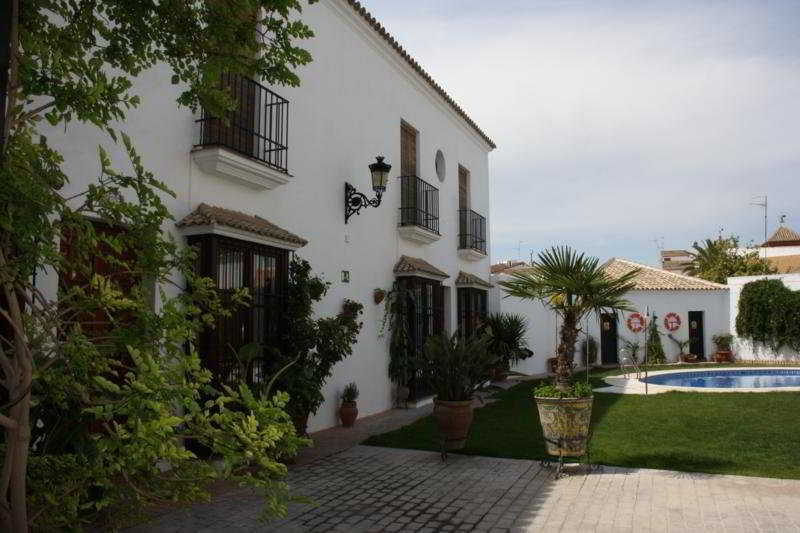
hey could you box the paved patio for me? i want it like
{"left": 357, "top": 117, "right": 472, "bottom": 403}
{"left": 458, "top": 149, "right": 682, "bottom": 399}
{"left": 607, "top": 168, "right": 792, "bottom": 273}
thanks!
{"left": 132, "top": 445, "right": 800, "bottom": 532}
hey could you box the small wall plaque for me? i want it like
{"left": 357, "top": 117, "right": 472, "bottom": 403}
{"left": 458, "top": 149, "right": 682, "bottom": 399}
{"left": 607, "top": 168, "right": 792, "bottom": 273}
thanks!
{"left": 341, "top": 270, "right": 350, "bottom": 283}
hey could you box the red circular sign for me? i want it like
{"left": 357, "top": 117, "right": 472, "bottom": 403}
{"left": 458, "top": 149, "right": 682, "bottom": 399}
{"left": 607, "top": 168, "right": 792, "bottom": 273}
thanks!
{"left": 627, "top": 313, "right": 645, "bottom": 333}
{"left": 664, "top": 312, "right": 681, "bottom": 332}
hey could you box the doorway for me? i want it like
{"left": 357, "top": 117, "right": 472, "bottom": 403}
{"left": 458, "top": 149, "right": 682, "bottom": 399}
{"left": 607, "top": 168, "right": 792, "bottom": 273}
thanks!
{"left": 688, "top": 311, "right": 705, "bottom": 360}
{"left": 600, "top": 313, "right": 618, "bottom": 365}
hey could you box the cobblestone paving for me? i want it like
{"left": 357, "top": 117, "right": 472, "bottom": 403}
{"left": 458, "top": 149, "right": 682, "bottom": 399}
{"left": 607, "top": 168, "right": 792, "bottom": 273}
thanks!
{"left": 131, "top": 445, "right": 800, "bottom": 532}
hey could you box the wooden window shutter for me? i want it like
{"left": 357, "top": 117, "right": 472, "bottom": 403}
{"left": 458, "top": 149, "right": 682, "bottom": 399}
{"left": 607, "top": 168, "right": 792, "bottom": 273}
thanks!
{"left": 401, "top": 122, "right": 417, "bottom": 176}
{"left": 458, "top": 166, "right": 469, "bottom": 210}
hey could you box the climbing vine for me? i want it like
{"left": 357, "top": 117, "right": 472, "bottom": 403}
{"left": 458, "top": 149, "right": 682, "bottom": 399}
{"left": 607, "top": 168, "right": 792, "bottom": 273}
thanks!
{"left": 735, "top": 279, "right": 800, "bottom": 352}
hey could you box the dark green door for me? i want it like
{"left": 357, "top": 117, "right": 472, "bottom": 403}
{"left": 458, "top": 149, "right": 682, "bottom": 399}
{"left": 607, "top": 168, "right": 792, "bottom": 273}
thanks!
{"left": 600, "top": 313, "right": 618, "bottom": 364}
{"left": 688, "top": 311, "right": 705, "bottom": 359}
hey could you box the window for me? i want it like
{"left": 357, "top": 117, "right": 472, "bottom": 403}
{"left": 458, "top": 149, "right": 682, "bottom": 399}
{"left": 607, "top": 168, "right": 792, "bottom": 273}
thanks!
{"left": 195, "top": 72, "right": 290, "bottom": 173}
{"left": 189, "top": 234, "right": 288, "bottom": 386}
{"left": 397, "top": 276, "right": 444, "bottom": 399}
{"left": 457, "top": 288, "right": 487, "bottom": 338}
{"left": 400, "top": 121, "right": 418, "bottom": 177}
{"left": 458, "top": 165, "right": 470, "bottom": 211}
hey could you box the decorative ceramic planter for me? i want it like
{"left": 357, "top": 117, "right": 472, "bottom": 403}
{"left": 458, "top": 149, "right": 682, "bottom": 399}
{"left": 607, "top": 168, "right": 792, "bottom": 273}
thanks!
{"left": 534, "top": 396, "right": 593, "bottom": 457}
{"left": 433, "top": 399, "right": 474, "bottom": 450}
{"left": 339, "top": 401, "right": 358, "bottom": 427}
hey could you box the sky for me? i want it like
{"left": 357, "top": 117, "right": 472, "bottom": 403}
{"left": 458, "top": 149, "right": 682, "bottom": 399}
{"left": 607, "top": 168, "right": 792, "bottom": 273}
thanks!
{"left": 359, "top": 0, "right": 800, "bottom": 266}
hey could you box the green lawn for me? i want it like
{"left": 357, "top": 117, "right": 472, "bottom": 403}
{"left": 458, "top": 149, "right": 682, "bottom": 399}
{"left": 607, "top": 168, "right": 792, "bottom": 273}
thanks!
{"left": 364, "top": 370, "right": 800, "bottom": 479}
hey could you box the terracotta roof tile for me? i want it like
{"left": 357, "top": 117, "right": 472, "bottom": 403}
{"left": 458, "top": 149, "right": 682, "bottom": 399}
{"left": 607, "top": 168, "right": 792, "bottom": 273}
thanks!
{"left": 393, "top": 255, "right": 448, "bottom": 279}
{"left": 176, "top": 203, "right": 308, "bottom": 247}
{"left": 603, "top": 258, "right": 727, "bottom": 291}
{"left": 344, "top": 0, "right": 495, "bottom": 150}
{"left": 455, "top": 271, "right": 493, "bottom": 288}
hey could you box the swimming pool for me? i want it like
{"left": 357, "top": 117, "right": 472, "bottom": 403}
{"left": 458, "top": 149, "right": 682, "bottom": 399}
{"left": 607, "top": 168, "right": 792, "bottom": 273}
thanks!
{"left": 643, "top": 369, "right": 800, "bottom": 389}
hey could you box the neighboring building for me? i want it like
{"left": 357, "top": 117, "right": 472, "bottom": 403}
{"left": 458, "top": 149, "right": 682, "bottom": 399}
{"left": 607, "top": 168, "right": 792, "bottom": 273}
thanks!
{"left": 491, "top": 260, "right": 527, "bottom": 274}
{"left": 39, "top": 0, "right": 495, "bottom": 432}
{"left": 496, "top": 258, "right": 729, "bottom": 375}
{"left": 739, "top": 225, "right": 800, "bottom": 273}
{"left": 660, "top": 249, "right": 693, "bottom": 274}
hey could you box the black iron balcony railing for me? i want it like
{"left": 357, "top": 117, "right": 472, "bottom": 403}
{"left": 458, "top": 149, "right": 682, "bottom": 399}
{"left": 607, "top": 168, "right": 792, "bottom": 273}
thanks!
{"left": 399, "top": 175, "right": 440, "bottom": 235}
{"left": 459, "top": 209, "right": 487, "bottom": 254}
{"left": 195, "top": 72, "right": 289, "bottom": 173}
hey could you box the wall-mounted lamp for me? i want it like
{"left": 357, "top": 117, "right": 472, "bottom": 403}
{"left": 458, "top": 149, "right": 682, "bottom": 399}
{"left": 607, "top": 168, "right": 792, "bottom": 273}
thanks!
{"left": 345, "top": 156, "right": 392, "bottom": 224}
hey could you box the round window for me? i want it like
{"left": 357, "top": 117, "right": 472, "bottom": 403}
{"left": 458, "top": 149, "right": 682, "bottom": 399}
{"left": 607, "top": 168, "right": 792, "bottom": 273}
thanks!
{"left": 435, "top": 150, "right": 446, "bottom": 182}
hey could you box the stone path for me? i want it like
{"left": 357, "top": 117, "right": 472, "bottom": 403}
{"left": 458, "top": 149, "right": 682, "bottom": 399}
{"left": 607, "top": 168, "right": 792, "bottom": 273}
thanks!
{"left": 131, "top": 445, "right": 800, "bottom": 532}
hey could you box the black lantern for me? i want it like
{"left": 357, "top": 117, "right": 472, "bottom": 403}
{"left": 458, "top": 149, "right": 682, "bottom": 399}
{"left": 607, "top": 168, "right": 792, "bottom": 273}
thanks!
{"left": 345, "top": 156, "right": 392, "bottom": 223}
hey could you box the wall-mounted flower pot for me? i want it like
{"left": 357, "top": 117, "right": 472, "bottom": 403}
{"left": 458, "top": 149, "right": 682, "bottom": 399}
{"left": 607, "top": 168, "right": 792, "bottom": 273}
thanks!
{"left": 339, "top": 401, "right": 358, "bottom": 427}
{"left": 373, "top": 288, "right": 386, "bottom": 305}
{"left": 534, "top": 396, "right": 593, "bottom": 457}
{"left": 433, "top": 399, "right": 474, "bottom": 450}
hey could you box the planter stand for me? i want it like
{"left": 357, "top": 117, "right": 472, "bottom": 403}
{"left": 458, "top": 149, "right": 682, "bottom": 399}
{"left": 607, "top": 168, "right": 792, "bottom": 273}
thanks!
{"left": 539, "top": 430, "right": 602, "bottom": 478}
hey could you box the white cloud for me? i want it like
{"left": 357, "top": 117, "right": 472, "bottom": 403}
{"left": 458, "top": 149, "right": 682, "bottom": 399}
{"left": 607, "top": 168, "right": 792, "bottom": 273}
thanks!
{"left": 361, "top": 1, "right": 800, "bottom": 265}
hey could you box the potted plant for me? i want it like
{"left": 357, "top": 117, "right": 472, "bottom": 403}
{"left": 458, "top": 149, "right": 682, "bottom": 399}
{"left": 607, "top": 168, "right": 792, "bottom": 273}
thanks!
{"left": 667, "top": 334, "right": 695, "bottom": 362}
{"left": 579, "top": 335, "right": 598, "bottom": 368}
{"left": 499, "top": 246, "right": 638, "bottom": 457}
{"left": 482, "top": 312, "right": 533, "bottom": 380}
{"left": 620, "top": 337, "right": 641, "bottom": 364}
{"left": 339, "top": 382, "right": 359, "bottom": 427}
{"left": 420, "top": 331, "right": 497, "bottom": 450}
{"left": 712, "top": 333, "right": 735, "bottom": 363}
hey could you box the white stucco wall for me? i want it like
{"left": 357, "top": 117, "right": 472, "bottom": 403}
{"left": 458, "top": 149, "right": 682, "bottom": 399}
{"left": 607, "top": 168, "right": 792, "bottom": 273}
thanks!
{"left": 35, "top": 0, "right": 493, "bottom": 432}
{"left": 493, "top": 274, "right": 730, "bottom": 374}
{"left": 584, "top": 290, "right": 730, "bottom": 363}
{"left": 728, "top": 273, "right": 800, "bottom": 362}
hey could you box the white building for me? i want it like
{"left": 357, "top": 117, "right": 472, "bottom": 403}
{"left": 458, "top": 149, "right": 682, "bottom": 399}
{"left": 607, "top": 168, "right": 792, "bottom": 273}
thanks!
{"left": 40, "top": 0, "right": 495, "bottom": 432}
{"left": 495, "top": 258, "right": 730, "bottom": 375}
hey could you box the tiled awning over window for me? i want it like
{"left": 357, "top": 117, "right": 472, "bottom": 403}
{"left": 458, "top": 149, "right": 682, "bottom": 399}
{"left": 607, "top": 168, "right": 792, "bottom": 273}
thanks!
{"left": 393, "top": 255, "right": 448, "bottom": 280}
{"left": 455, "top": 271, "right": 493, "bottom": 289}
{"left": 177, "top": 203, "right": 307, "bottom": 249}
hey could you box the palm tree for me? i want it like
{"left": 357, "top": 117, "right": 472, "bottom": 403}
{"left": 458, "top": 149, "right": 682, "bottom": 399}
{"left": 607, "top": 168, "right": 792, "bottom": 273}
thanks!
{"left": 498, "top": 246, "right": 639, "bottom": 391}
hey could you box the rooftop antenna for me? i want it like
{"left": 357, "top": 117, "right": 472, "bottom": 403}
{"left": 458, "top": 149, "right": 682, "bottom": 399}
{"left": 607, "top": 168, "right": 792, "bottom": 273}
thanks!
{"left": 651, "top": 236, "right": 664, "bottom": 265}
{"left": 750, "top": 195, "right": 767, "bottom": 243}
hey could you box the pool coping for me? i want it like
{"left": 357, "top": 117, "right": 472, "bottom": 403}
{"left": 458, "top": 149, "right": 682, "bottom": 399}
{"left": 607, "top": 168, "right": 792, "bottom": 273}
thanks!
{"left": 598, "top": 366, "right": 800, "bottom": 394}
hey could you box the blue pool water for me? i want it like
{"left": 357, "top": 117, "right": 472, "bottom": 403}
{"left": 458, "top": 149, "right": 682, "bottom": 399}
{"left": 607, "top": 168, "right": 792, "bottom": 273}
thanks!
{"left": 643, "top": 369, "right": 800, "bottom": 389}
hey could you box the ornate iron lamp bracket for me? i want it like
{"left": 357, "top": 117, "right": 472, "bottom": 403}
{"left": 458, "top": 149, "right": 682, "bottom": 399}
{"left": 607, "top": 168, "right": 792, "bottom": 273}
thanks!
{"left": 345, "top": 182, "right": 383, "bottom": 224}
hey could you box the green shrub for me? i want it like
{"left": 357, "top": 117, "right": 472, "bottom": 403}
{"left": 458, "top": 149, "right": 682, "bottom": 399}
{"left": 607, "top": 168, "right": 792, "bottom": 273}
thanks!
{"left": 736, "top": 279, "right": 800, "bottom": 352}
{"left": 482, "top": 313, "right": 534, "bottom": 368}
{"left": 421, "top": 332, "right": 498, "bottom": 401}
{"left": 646, "top": 316, "right": 666, "bottom": 364}
{"left": 533, "top": 381, "right": 593, "bottom": 398}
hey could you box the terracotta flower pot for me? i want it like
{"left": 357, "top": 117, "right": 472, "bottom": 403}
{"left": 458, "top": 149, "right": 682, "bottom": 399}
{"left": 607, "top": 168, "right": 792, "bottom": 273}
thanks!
{"left": 339, "top": 401, "right": 358, "bottom": 427}
{"left": 292, "top": 412, "right": 309, "bottom": 436}
{"left": 714, "top": 350, "right": 733, "bottom": 363}
{"left": 433, "top": 399, "right": 474, "bottom": 450}
{"left": 534, "top": 396, "right": 593, "bottom": 457}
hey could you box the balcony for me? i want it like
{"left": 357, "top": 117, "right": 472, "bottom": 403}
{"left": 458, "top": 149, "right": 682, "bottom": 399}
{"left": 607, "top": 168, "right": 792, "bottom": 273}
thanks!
{"left": 192, "top": 73, "right": 290, "bottom": 190}
{"left": 398, "top": 175, "right": 440, "bottom": 244}
{"left": 458, "top": 209, "right": 487, "bottom": 260}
